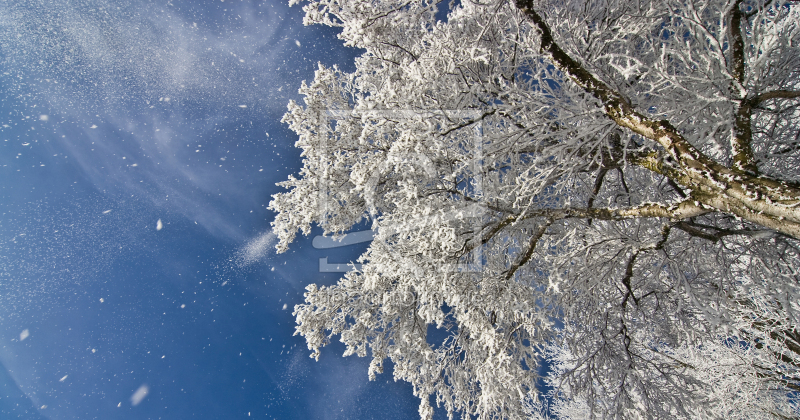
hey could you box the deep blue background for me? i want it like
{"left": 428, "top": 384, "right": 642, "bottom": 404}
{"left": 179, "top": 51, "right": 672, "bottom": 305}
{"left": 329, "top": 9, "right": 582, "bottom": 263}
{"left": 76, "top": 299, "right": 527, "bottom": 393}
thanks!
{"left": 0, "top": 0, "right": 441, "bottom": 418}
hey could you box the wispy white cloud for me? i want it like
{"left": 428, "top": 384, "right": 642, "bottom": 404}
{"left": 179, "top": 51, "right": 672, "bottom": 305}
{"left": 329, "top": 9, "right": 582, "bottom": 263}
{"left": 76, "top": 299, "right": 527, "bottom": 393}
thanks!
{"left": 0, "top": 0, "right": 313, "bottom": 240}
{"left": 0, "top": 0, "right": 299, "bottom": 113}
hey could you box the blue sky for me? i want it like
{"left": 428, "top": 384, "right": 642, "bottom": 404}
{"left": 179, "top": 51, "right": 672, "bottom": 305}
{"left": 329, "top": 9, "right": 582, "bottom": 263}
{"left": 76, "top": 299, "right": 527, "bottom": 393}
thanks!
{"left": 0, "top": 0, "right": 436, "bottom": 418}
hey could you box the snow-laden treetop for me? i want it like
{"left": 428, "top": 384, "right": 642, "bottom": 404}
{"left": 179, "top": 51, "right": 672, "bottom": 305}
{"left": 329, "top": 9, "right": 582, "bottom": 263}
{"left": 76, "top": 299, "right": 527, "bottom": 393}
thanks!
{"left": 271, "top": 0, "right": 800, "bottom": 418}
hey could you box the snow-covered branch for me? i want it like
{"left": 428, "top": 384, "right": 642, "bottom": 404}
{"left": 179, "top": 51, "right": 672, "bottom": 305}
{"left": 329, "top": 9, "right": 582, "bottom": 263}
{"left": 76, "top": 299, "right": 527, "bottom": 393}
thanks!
{"left": 273, "top": 0, "right": 800, "bottom": 418}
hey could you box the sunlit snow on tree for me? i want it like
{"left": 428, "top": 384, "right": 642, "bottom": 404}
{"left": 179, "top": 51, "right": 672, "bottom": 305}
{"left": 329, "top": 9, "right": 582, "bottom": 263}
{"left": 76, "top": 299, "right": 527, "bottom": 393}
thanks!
{"left": 270, "top": 0, "right": 800, "bottom": 418}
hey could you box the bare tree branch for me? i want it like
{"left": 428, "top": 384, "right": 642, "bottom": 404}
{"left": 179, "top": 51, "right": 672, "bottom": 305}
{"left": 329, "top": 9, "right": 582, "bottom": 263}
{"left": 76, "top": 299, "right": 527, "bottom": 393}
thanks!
{"left": 729, "top": 0, "right": 758, "bottom": 174}
{"left": 754, "top": 90, "right": 800, "bottom": 103}
{"left": 514, "top": 0, "right": 800, "bottom": 238}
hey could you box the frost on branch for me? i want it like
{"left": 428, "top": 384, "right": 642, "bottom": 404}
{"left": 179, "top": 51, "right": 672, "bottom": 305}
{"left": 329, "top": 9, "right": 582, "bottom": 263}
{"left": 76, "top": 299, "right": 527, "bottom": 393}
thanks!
{"left": 271, "top": 0, "right": 800, "bottom": 418}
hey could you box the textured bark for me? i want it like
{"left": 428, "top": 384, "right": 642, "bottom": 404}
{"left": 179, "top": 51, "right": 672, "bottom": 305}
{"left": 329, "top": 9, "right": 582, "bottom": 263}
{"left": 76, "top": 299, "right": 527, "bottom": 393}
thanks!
{"left": 515, "top": 0, "right": 800, "bottom": 239}
{"left": 729, "top": 0, "right": 758, "bottom": 174}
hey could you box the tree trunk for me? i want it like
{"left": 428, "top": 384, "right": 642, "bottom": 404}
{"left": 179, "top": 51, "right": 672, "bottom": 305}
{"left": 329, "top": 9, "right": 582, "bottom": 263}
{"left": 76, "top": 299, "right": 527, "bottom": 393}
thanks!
{"left": 515, "top": 0, "right": 800, "bottom": 238}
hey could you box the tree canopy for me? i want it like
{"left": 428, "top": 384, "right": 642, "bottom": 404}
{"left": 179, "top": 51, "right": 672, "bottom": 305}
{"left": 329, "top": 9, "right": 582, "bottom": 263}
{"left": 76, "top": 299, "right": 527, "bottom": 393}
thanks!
{"left": 269, "top": 0, "right": 800, "bottom": 418}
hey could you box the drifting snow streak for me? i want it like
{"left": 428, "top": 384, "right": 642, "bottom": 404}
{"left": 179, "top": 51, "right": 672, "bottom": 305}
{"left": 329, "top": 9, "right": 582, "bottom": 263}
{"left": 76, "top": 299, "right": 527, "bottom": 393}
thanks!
{"left": 235, "top": 231, "right": 277, "bottom": 268}
{"left": 130, "top": 384, "right": 149, "bottom": 406}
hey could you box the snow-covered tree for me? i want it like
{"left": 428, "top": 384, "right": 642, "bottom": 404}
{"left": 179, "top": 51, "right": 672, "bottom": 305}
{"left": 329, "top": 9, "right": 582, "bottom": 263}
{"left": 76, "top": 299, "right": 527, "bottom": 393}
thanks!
{"left": 269, "top": 0, "right": 800, "bottom": 418}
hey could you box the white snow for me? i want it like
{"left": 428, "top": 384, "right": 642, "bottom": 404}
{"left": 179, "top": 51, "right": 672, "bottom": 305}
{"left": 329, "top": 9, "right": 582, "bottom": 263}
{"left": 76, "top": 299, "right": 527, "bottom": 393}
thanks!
{"left": 19, "top": 329, "right": 29, "bottom": 341}
{"left": 156, "top": 219, "right": 163, "bottom": 231}
{"left": 59, "top": 375, "right": 68, "bottom": 382}
{"left": 130, "top": 384, "right": 149, "bottom": 406}
{"left": 235, "top": 231, "right": 277, "bottom": 267}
